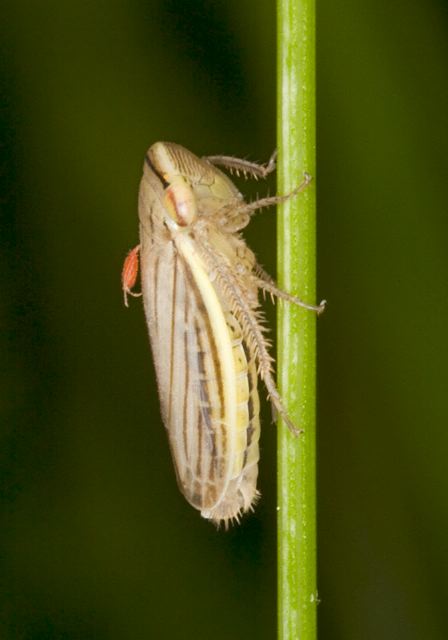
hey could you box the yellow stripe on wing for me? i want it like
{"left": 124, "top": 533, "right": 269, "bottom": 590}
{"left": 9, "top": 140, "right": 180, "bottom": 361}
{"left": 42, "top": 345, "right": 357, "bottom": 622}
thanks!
{"left": 173, "top": 231, "right": 238, "bottom": 511}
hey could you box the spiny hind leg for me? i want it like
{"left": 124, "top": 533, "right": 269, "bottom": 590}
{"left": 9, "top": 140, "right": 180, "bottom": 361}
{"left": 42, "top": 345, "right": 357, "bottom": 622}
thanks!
{"left": 260, "top": 367, "right": 302, "bottom": 437}
{"left": 204, "top": 149, "right": 277, "bottom": 180}
{"left": 253, "top": 265, "right": 326, "bottom": 314}
{"left": 196, "top": 235, "right": 301, "bottom": 436}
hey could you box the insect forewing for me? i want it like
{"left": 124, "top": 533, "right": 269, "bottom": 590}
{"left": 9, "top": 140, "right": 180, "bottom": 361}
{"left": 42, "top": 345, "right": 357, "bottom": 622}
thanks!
{"left": 138, "top": 143, "right": 261, "bottom": 526}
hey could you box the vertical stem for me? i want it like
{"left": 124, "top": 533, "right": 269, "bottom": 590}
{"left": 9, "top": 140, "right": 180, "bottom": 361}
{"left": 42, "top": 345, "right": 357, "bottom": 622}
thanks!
{"left": 277, "top": 1, "right": 317, "bottom": 639}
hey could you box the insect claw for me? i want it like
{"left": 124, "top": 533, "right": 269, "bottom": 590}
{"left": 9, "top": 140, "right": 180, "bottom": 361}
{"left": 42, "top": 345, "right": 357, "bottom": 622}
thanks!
{"left": 317, "top": 299, "right": 327, "bottom": 315}
{"left": 303, "top": 171, "right": 312, "bottom": 185}
{"left": 283, "top": 415, "right": 302, "bottom": 437}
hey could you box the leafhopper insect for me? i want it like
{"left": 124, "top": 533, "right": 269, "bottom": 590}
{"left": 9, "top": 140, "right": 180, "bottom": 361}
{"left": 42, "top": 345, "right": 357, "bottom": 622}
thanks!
{"left": 122, "top": 142, "right": 324, "bottom": 527}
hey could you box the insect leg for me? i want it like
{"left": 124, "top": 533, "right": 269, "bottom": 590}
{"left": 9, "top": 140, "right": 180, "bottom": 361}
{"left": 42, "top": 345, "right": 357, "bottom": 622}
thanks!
{"left": 233, "top": 172, "right": 312, "bottom": 218}
{"left": 253, "top": 266, "right": 326, "bottom": 314}
{"left": 122, "top": 244, "right": 142, "bottom": 307}
{"left": 204, "top": 150, "right": 277, "bottom": 180}
{"left": 197, "top": 239, "right": 301, "bottom": 436}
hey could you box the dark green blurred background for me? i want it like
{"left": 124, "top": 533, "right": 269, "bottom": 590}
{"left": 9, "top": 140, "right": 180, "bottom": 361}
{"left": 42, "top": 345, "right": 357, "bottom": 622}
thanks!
{"left": 2, "top": 1, "right": 448, "bottom": 638}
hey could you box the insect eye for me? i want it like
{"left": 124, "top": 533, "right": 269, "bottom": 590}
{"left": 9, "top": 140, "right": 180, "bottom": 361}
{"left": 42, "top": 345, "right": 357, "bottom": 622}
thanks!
{"left": 164, "top": 177, "right": 198, "bottom": 227}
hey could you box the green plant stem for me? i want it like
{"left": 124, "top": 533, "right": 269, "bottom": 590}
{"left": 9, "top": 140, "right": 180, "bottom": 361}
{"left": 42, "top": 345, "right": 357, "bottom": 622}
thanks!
{"left": 277, "top": 0, "right": 317, "bottom": 639}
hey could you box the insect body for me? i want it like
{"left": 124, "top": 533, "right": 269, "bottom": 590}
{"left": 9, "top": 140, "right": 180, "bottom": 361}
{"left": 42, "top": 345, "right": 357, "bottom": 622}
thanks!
{"left": 123, "top": 142, "right": 324, "bottom": 527}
